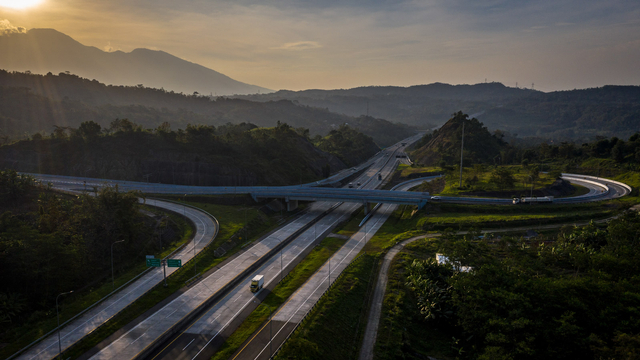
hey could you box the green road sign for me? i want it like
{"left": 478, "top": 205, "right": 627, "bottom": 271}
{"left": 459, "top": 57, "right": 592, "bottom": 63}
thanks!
{"left": 167, "top": 259, "right": 182, "bottom": 268}
{"left": 146, "top": 258, "right": 161, "bottom": 267}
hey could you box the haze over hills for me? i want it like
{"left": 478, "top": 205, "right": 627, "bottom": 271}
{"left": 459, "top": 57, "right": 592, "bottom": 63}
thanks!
{"left": 0, "top": 28, "right": 271, "bottom": 96}
{"left": 0, "top": 70, "right": 415, "bottom": 147}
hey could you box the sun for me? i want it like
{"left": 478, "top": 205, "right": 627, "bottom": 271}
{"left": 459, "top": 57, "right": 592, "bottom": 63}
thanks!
{"left": 0, "top": 0, "right": 44, "bottom": 10}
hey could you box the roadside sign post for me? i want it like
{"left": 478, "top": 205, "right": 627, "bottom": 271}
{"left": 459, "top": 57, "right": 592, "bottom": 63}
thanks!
{"left": 162, "top": 260, "right": 167, "bottom": 287}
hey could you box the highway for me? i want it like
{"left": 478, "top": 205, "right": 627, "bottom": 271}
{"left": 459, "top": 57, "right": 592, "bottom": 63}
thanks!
{"left": 14, "top": 200, "right": 219, "bottom": 360}
{"left": 79, "top": 140, "right": 411, "bottom": 360}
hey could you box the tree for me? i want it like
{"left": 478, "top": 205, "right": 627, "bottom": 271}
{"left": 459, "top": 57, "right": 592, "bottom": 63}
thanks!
{"left": 489, "top": 167, "right": 515, "bottom": 191}
{"left": 78, "top": 121, "right": 102, "bottom": 139}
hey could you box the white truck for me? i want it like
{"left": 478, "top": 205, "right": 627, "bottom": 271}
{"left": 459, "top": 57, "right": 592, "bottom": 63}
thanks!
{"left": 513, "top": 196, "right": 554, "bottom": 204}
{"left": 250, "top": 275, "right": 264, "bottom": 293}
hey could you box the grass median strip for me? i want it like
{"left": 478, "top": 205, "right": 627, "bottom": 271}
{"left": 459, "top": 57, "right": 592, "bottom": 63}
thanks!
{"left": 211, "top": 236, "right": 348, "bottom": 360}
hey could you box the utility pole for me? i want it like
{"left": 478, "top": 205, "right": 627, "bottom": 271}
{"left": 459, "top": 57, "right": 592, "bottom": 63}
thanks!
{"left": 459, "top": 120, "right": 465, "bottom": 188}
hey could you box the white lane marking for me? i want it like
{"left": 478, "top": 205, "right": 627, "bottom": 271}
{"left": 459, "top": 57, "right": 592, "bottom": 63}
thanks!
{"left": 182, "top": 338, "right": 195, "bottom": 351}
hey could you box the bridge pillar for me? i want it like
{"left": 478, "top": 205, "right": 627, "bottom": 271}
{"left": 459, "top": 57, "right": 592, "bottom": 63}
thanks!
{"left": 363, "top": 201, "right": 370, "bottom": 215}
{"left": 286, "top": 199, "right": 298, "bottom": 211}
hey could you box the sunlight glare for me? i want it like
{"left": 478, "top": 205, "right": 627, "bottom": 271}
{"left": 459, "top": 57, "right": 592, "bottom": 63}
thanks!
{"left": 0, "top": 0, "right": 44, "bottom": 10}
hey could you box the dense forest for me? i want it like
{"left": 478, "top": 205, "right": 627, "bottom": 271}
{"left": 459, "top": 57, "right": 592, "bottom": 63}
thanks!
{"left": 401, "top": 212, "right": 640, "bottom": 359}
{"left": 0, "top": 170, "right": 160, "bottom": 324}
{"left": 0, "top": 120, "right": 379, "bottom": 186}
{"left": 0, "top": 70, "right": 415, "bottom": 147}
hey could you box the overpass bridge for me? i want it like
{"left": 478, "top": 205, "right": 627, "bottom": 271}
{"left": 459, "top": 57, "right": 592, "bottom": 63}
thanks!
{"left": 249, "top": 186, "right": 432, "bottom": 212}
{"left": 31, "top": 173, "right": 434, "bottom": 213}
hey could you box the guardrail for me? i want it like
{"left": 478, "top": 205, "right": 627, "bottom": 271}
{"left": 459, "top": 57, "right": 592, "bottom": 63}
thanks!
{"left": 7, "top": 199, "right": 219, "bottom": 360}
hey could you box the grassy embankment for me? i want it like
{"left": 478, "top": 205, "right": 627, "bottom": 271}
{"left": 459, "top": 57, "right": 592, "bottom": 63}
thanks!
{"left": 0, "top": 207, "right": 192, "bottom": 360}
{"left": 55, "top": 199, "right": 284, "bottom": 360}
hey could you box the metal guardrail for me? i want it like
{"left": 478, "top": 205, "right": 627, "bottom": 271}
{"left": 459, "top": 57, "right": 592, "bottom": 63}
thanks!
{"left": 6, "top": 198, "right": 219, "bottom": 360}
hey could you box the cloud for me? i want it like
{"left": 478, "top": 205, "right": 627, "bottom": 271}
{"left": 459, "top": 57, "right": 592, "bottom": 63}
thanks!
{"left": 273, "top": 41, "right": 322, "bottom": 51}
{"left": 0, "top": 19, "right": 26, "bottom": 35}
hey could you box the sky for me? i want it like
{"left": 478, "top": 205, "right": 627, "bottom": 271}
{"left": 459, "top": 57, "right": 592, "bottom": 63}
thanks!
{"left": 1, "top": 0, "right": 640, "bottom": 92}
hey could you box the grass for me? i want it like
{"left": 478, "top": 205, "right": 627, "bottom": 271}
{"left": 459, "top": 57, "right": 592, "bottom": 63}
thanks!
{"left": 0, "top": 209, "right": 192, "bottom": 360}
{"left": 274, "top": 253, "right": 380, "bottom": 360}
{"left": 50, "top": 199, "right": 284, "bottom": 360}
{"left": 438, "top": 166, "right": 557, "bottom": 196}
{"left": 210, "top": 236, "right": 348, "bottom": 360}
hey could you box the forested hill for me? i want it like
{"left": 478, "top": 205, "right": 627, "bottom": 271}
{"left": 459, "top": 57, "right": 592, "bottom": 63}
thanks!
{"left": 235, "top": 82, "right": 536, "bottom": 129}
{"left": 235, "top": 83, "right": 640, "bottom": 142}
{"left": 0, "top": 121, "right": 379, "bottom": 186}
{"left": 0, "top": 70, "right": 414, "bottom": 147}
{"left": 411, "top": 112, "right": 508, "bottom": 166}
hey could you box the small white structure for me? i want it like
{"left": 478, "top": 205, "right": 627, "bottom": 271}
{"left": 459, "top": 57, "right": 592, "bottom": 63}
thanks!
{"left": 436, "top": 253, "right": 472, "bottom": 272}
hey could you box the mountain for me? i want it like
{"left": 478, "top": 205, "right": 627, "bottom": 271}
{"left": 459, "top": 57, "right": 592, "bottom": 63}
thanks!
{"left": 0, "top": 28, "right": 270, "bottom": 95}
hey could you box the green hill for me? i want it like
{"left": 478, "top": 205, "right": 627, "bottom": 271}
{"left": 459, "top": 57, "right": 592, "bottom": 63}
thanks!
{"left": 411, "top": 112, "right": 507, "bottom": 166}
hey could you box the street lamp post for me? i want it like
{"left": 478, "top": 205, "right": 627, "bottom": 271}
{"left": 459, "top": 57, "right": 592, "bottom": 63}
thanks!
{"left": 56, "top": 290, "right": 74, "bottom": 359}
{"left": 111, "top": 239, "right": 125, "bottom": 288}
{"left": 184, "top": 194, "right": 197, "bottom": 275}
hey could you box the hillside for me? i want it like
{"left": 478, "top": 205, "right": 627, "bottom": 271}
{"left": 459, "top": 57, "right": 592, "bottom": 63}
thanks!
{"left": 0, "top": 70, "right": 415, "bottom": 147}
{"left": 411, "top": 111, "right": 507, "bottom": 166}
{"left": 0, "top": 28, "right": 270, "bottom": 95}
{"left": 0, "top": 121, "right": 370, "bottom": 186}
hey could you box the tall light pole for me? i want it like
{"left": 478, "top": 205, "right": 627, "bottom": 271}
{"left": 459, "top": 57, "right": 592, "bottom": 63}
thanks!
{"left": 459, "top": 120, "right": 465, "bottom": 188}
{"left": 56, "top": 290, "right": 74, "bottom": 359}
{"left": 111, "top": 239, "right": 125, "bottom": 288}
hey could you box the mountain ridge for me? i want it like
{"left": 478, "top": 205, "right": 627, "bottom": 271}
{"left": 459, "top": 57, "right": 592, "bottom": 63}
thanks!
{"left": 0, "top": 28, "right": 271, "bottom": 96}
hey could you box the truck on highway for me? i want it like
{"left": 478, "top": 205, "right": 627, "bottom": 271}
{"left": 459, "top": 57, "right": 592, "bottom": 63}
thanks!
{"left": 250, "top": 275, "right": 264, "bottom": 293}
{"left": 513, "top": 196, "right": 554, "bottom": 204}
